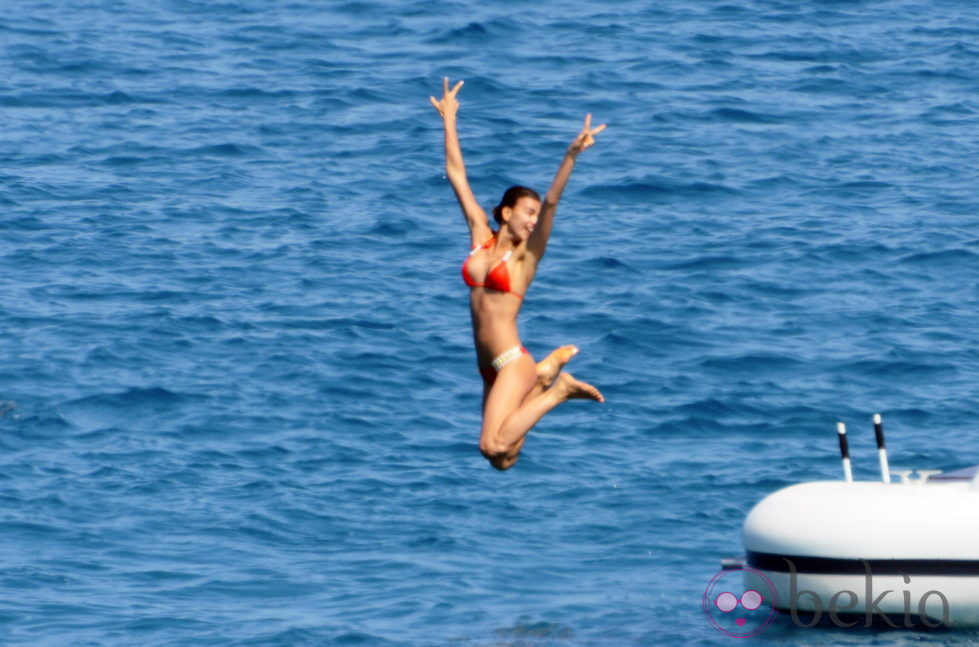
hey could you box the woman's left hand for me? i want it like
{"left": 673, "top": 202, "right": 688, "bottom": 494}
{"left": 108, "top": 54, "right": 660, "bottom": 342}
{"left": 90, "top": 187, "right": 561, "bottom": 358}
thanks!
{"left": 568, "top": 114, "right": 606, "bottom": 155}
{"left": 430, "top": 77, "right": 464, "bottom": 121}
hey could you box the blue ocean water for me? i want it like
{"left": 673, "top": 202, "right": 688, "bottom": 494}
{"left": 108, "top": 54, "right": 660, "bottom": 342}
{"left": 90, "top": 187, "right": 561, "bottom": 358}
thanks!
{"left": 2, "top": 0, "right": 979, "bottom": 644}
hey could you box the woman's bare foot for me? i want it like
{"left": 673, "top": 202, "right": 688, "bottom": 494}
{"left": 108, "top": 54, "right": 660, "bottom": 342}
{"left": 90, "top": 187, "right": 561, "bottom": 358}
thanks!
{"left": 536, "top": 345, "right": 579, "bottom": 388}
{"left": 555, "top": 372, "right": 604, "bottom": 403}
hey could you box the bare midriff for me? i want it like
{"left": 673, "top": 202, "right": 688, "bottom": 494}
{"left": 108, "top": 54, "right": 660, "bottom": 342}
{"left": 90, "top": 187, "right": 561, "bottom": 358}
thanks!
{"left": 469, "top": 288, "right": 524, "bottom": 365}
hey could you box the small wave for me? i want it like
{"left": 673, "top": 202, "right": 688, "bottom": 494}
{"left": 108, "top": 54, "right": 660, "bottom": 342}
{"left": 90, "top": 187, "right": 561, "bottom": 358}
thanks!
{"left": 699, "top": 353, "right": 805, "bottom": 373}
{"left": 662, "top": 254, "right": 744, "bottom": 271}
{"left": 6, "top": 412, "right": 73, "bottom": 439}
{"left": 181, "top": 143, "right": 262, "bottom": 157}
{"left": 713, "top": 4, "right": 749, "bottom": 14}
{"left": 675, "top": 398, "right": 741, "bottom": 416}
{"left": 103, "top": 90, "right": 143, "bottom": 104}
{"left": 840, "top": 359, "right": 954, "bottom": 377}
{"left": 0, "top": 90, "right": 124, "bottom": 108}
{"left": 0, "top": 520, "right": 66, "bottom": 537}
{"left": 369, "top": 220, "right": 418, "bottom": 237}
{"left": 65, "top": 387, "right": 187, "bottom": 409}
{"left": 838, "top": 180, "right": 893, "bottom": 190}
{"left": 217, "top": 87, "right": 298, "bottom": 101}
{"left": 305, "top": 316, "right": 396, "bottom": 331}
{"left": 0, "top": 22, "right": 60, "bottom": 37}
{"left": 446, "top": 22, "right": 489, "bottom": 39}
{"left": 582, "top": 179, "right": 739, "bottom": 201}
{"left": 493, "top": 620, "right": 574, "bottom": 641}
{"left": 173, "top": 315, "right": 226, "bottom": 330}
{"left": 427, "top": 16, "right": 525, "bottom": 46}
{"left": 0, "top": 90, "right": 154, "bottom": 108}
{"left": 801, "top": 64, "right": 841, "bottom": 74}
{"left": 922, "top": 101, "right": 976, "bottom": 117}
{"left": 708, "top": 107, "right": 781, "bottom": 124}
{"left": 584, "top": 256, "right": 631, "bottom": 270}
{"left": 791, "top": 77, "right": 859, "bottom": 94}
{"left": 59, "top": 387, "right": 203, "bottom": 432}
{"left": 899, "top": 248, "right": 977, "bottom": 266}
{"left": 101, "top": 155, "right": 154, "bottom": 167}
{"left": 746, "top": 174, "right": 802, "bottom": 190}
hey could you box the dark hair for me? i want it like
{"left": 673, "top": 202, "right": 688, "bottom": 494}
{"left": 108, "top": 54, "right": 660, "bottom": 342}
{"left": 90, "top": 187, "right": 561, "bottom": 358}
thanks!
{"left": 492, "top": 185, "right": 541, "bottom": 224}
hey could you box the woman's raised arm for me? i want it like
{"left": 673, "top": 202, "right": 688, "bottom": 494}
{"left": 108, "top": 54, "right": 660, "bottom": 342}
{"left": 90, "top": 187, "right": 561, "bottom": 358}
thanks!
{"left": 525, "top": 114, "right": 606, "bottom": 262}
{"left": 430, "top": 77, "right": 492, "bottom": 245}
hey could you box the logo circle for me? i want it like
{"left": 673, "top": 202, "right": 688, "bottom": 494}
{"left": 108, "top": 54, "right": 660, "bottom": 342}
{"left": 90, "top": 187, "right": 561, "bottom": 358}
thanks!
{"left": 703, "top": 567, "right": 779, "bottom": 637}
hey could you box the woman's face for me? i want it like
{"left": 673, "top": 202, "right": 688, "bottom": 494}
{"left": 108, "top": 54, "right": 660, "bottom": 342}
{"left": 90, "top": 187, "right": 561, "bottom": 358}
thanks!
{"left": 503, "top": 197, "right": 541, "bottom": 241}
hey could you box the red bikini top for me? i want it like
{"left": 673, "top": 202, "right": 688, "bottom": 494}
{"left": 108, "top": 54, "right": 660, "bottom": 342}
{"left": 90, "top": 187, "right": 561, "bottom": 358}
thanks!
{"left": 461, "top": 236, "right": 524, "bottom": 299}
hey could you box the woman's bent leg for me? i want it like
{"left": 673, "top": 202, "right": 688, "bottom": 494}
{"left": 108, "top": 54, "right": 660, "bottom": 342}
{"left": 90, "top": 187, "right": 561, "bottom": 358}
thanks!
{"left": 479, "top": 354, "right": 603, "bottom": 471}
{"left": 479, "top": 353, "right": 537, "bottom": 468}
{"left": 491, "top": 373, "right": 603, "bottom": 451}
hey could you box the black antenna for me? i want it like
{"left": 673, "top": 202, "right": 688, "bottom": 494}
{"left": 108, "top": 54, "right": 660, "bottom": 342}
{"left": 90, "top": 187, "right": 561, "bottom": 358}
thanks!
{"left": 837, "top": 422, "right": 853, "bottom": 482}
{"left": 873, "top": 413, "right": 891, "bottom": 483}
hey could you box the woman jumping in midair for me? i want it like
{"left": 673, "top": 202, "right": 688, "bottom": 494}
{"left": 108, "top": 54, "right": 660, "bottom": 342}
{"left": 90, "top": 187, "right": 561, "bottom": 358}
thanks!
{"left": 430, "top": 77, "right": 606, "bottom": 471}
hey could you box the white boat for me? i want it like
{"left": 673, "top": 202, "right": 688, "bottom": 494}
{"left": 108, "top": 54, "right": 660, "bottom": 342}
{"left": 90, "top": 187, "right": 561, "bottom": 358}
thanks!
{"left": 741, "top": 464, "right": 979, "bottom": 628}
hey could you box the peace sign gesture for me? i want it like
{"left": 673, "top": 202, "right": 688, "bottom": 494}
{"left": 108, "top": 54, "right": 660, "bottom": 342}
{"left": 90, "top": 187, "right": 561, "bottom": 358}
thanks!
{"left": 430, "top": 77, "right": 464, "bottom": 120}
{"left": 568, "top": 113, "right": 607, "bottom": 155}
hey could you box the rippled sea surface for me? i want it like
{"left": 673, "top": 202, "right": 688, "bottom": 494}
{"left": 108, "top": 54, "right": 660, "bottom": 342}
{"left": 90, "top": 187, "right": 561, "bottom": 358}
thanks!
{"left": 3, "top": 1, "right": 979, "bottom": 645}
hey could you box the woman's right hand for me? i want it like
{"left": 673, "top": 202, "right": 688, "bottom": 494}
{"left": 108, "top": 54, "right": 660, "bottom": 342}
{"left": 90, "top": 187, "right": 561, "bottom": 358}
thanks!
{"left": 430, "top": 77, "right": 464, "bottom": 120}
